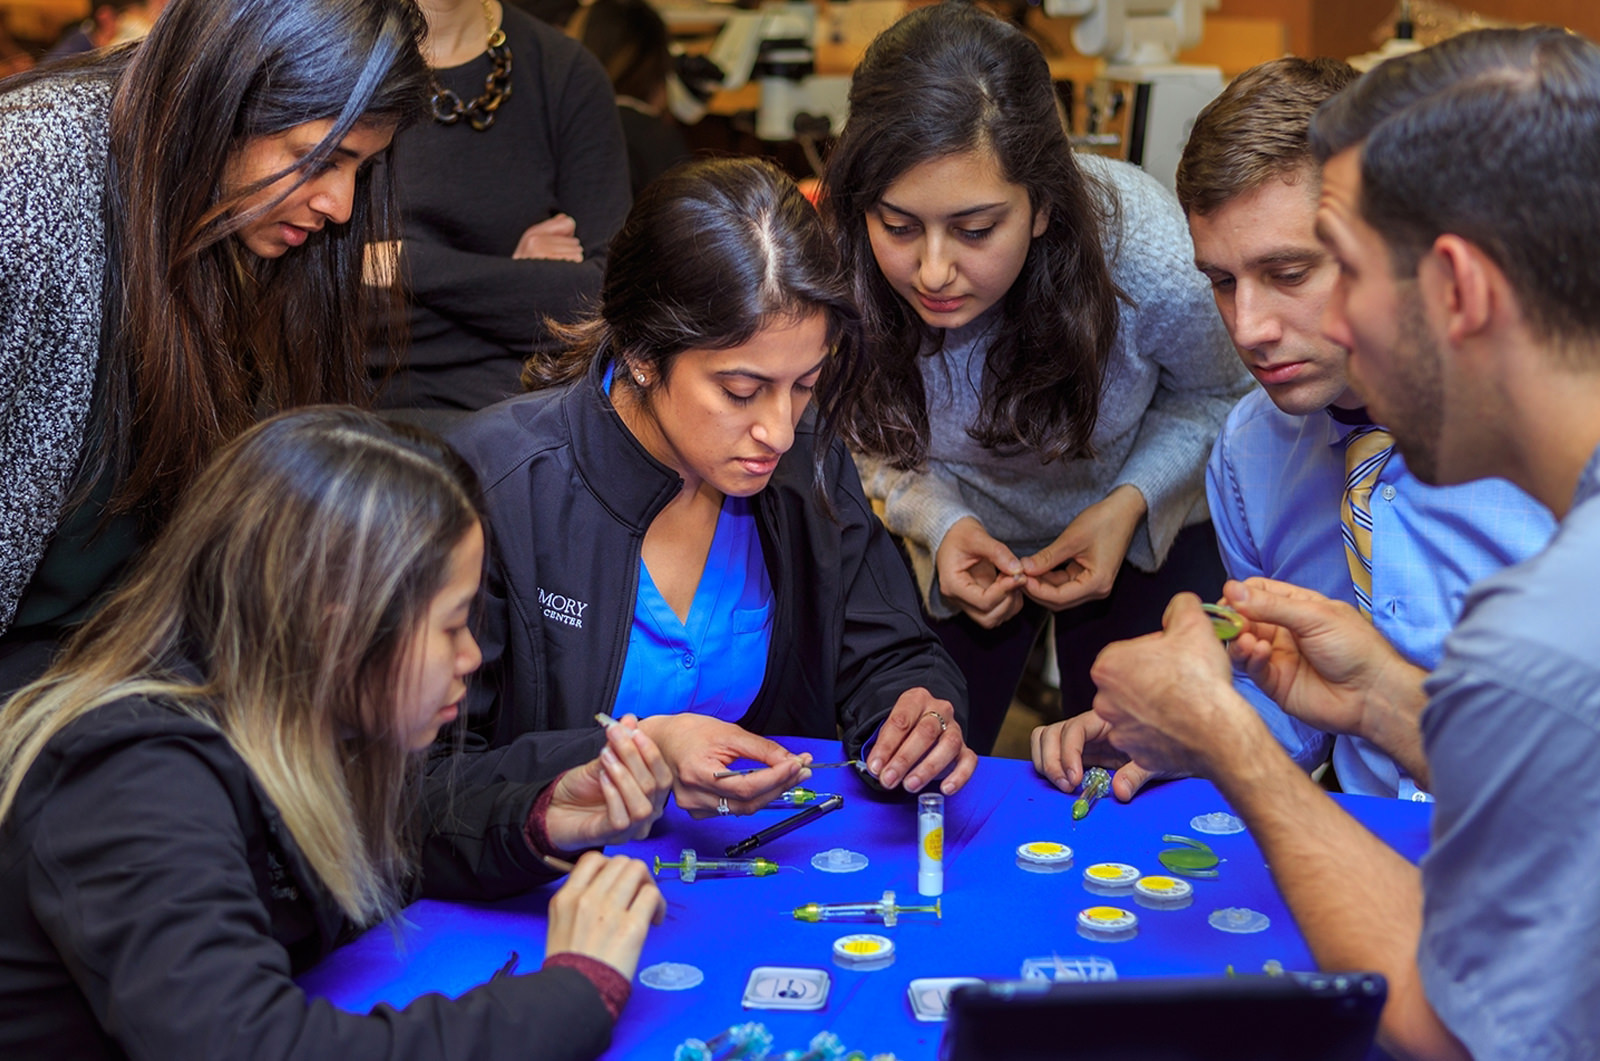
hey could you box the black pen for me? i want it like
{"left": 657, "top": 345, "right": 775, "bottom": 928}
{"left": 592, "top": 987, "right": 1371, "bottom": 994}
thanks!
{"left": 725, "top": 794, "right": 844, "bottom": 857}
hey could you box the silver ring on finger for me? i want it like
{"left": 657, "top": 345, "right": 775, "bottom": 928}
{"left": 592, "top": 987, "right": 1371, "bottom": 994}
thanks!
{"left": 923, "top": 710, "right": 948, "bottom": 733}
{"left": 717, "top": 797, "right": 731, "bottom": 816}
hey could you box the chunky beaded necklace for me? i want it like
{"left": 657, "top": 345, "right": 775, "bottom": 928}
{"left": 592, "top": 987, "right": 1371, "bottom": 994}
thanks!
{"left": 428, "top": 0, "right": 512, "bottom": 132}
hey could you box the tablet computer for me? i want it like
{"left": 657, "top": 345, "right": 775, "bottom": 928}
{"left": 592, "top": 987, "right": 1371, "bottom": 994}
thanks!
{"left": 942, "top": 972, "right": 1387, "bottom": 1061}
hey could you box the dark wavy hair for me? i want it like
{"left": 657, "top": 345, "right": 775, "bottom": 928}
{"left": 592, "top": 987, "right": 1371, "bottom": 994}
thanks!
{"left": 40, "top": 0, "right": 431, "bottom": 520}
{"left": 1311, "top": 26, "right": 1600, "bottom": 350}
{"left": 820, "top": 2, "right": 1126, "bottom": 469}
{"left": 525, "top": 155, "right": 862, "bottom": 503}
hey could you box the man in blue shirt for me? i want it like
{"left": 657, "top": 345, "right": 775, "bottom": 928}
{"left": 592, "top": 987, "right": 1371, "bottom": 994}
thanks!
{"left": 1089, "top": 28, "right": 1600, "bottom": 1058}
{"left": 1029, "top": 57, "right": 1554, "bottom": 801}
{"left": 1182, "top": 59, "right": 1554, "bottom": 798}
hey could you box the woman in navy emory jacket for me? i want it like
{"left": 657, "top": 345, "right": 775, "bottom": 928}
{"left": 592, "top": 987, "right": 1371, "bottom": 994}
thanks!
{"left": 449, "top": 157, "right": 977, "bottom": 816}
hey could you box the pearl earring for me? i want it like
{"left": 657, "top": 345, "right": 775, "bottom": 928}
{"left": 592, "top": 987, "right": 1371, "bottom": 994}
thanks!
{"left": 634, "top": 372, "right": 646, "bottom": 385}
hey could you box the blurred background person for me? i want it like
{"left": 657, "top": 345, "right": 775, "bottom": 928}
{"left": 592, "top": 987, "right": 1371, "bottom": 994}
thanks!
{"left": 368, "top": 0, "right": 630, "bottom": 424}
{"left": 578, "top": 0, "right": 690, "bottom": 199}
{"left": 43, "top": 0, "right": 166, "bottom": 61}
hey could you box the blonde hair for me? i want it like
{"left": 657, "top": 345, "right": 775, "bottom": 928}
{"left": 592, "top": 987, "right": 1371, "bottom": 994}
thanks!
{"left": 0, "top": 408, "right": 481, "bottom": 925}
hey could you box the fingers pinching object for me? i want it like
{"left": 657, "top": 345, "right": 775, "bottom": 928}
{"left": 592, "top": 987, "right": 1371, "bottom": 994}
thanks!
{"left": 713, "top": 760, "right": 858, "bottom": 779}
{"left": 765, "top": 787, "right": 821, "bottom": 809}
{"left": 1202, "top": 602, "right": 1244, "bottom": 641}
{"left": 1072, "top": 767, "right": 1112, "bottom": 820}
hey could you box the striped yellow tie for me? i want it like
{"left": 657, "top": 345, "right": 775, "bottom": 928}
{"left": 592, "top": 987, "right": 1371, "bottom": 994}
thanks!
{"left": 1341, "top": 426, "right": 1395, "bottom": 619}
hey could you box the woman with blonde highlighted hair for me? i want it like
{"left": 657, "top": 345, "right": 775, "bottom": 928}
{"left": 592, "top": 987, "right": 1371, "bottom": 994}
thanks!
{"left": 0, "top": 408, "right": 668, "bottom": 1059}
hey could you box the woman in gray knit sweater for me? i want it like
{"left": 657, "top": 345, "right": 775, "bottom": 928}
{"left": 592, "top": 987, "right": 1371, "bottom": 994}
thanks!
{"left": 0, "top": 0, "right": 431, "bottom": 694}
{"left": 822, "top": 3, "right": 1252, "bottom": 753}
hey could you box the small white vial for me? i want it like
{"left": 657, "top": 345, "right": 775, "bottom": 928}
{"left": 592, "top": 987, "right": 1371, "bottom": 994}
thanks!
{"left": 918, "top": 792, "right": 944, "bottom": 896}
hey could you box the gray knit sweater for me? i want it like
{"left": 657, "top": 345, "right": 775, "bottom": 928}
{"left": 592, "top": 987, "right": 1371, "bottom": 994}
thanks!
{"left": 856, "top": 155, "right": 1253, "bottom": 618}
{"left": 0, "top": 76, "right": 113, "bottom": 634}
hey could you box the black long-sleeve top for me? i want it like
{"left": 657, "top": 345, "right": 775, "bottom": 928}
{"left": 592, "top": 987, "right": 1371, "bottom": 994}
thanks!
{"left": 0, "top": 694, "right": 615, "bottom": 1059}
{"left": 372, "top": 6, "right": 631, "bottom": 411}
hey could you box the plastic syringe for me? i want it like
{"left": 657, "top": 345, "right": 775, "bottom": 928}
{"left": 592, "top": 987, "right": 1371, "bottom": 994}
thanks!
{"left": 654, "top": 848, "right": 779, "bottom": 883}
{"left": 791, "top": 889, "right": 940, "bottom": 927}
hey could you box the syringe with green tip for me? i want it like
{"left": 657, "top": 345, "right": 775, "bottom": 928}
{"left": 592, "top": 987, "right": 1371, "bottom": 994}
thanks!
{"left": 1072, "top": 766, "right": 1111, "bottom": 820}
{"left": 762, "top": 787, "right": 821, "bottom": 809}
{"left": 654, "top": 848, "right": 780, "bottom": 883}
{"left": 791, "top": 889, "right": 940, "bottom": 927}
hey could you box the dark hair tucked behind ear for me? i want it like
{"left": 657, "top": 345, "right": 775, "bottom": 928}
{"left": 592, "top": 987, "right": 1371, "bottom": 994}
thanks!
{"left": 821, "top": 2, "right": 1125, "bottom": 470}
{"left": 62, "top": 0, "right": 431, "bottom": 520}
{"left": 1310, "top": 27, "right": 1600, "bottom": 349}
{"left": 526, "top": 155, "right": 862, "bottom": 503}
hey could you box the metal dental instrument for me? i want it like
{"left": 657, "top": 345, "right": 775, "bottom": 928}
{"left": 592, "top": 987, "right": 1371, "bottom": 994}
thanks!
{"left": 713, "top": 760, "right": 860, "bottom": 779}
{"left": 725, "top": 794, "right": 844, "bottom": 857}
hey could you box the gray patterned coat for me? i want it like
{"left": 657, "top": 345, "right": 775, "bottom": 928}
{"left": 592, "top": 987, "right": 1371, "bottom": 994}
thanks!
{"left": 0, "top": 75, "right": 112, "bottom": 634}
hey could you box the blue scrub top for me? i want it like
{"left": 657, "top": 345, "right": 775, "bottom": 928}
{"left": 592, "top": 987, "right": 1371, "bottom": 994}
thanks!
{"left": 605, "top": 363, "right": 775, "bottom": 718}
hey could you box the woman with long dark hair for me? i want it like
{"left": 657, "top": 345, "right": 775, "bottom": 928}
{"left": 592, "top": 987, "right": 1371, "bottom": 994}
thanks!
{"left": 0, "top": 0, "right": 431, "bottom": 694}
{"left": 453, "top": 156, "right": 976, "bottom": 812}
{"left": 0, "top": 407, "right": 669, "bottom": 1058}
{"left": 821, "top": 3, "right": 1251, "bottom": 753}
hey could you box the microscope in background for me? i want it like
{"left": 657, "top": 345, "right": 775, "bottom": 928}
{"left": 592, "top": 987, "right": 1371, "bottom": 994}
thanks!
{"left": 704, "top": 2, "right": 850, "bottom": 144}
{"left": 1043, "top": 0, "right": 1223, "bottom": 193}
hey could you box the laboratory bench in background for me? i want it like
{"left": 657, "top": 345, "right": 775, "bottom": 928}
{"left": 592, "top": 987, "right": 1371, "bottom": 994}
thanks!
{"left": 300, "top": 737, "right": 1430, "bottom": 1059}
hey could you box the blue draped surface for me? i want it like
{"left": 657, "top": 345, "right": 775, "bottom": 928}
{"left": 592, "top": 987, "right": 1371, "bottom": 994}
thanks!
{"left": 299, "top": 737, "right": 1431, "bottom": 1058}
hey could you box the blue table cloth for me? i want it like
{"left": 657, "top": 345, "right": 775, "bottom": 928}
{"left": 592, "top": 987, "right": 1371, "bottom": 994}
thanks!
{"left": 299, "top": 738, "right": 1431, "bottom": 1058}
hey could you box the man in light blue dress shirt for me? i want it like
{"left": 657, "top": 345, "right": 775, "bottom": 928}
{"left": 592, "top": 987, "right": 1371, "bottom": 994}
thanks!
{"left": 1085, "top": 30, "right": 1600, "bottom": 1056}
{"left": 1029, "top": 57, "right": 1554, "bottom": 802}
{"left": 1179, "top": 58, "right": 1553, "bottom": 799}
